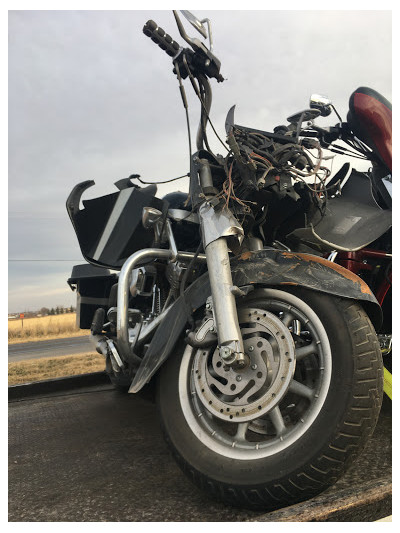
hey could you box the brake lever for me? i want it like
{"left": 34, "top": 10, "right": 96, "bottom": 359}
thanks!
{"left": 172, "top": 10, "right": 224, "bottom": 82}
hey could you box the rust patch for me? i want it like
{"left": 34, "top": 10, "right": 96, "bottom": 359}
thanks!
{"left": 282, "top": 252, "right": 298, "bottom": 259}
{"left": 290, "top": 252, "right": 373, "bottom": 295}
{"left": 238, "top": 251, "right": 253, "bottom": 261}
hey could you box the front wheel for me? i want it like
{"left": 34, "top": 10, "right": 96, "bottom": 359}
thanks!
{"left": 157, "top": 288, "right": 383, "bottom": 510}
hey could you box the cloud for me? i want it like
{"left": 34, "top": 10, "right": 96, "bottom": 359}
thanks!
{"left": 8, "top": 10, "right": 392, "bottom": 312}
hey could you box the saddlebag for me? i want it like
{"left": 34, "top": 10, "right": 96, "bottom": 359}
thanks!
{"left": 67, "top": 264, "right": 118, "bottom": 329}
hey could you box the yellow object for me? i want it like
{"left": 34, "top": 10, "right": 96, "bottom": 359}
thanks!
{"left": 383, "top": 366, "right": 392, "bottom": 400}
{"left": 375, "top": 516, "right": 392, "bottom": 522}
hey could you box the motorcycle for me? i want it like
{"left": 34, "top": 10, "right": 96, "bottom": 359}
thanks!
{"left": 66, "top": 11, "right": 391, "bottom": 511}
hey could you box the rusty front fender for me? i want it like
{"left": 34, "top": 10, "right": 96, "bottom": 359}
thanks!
{"left": 230, "top": 249, "right": 382, "bottom": 329}
{"left": 129, "top": 247, "right": 382, "bottom": 392}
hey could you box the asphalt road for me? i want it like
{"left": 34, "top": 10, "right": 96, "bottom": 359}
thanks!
{"left": 8, "top": 335, "right": 93, "bottom": 362}
{"left": 8, "top": 381, "right": 392, "bottom": 522}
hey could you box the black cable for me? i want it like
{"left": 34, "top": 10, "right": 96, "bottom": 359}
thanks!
{"left": 179, "top": 240, "right": 203, "bottom": 327}
{"left": 295, "top": 112, "right": 306, "bottom": 142}
{"left": 251, "top": 147, "right": 280, "bottom": 167}
{"left": 132, "top": 174, "right": 189, "bottom": 185}
{"left": 180, "top": 241, "right": 203, "bottom": 299}
{"left": 331, "top": 104, "right": 343, "bottom": 124}
{"left": 182, "top": 56, "right": 229, "bottom": 153}
{"left": 173, "top": 57, "right": 194, "bottom": 187}
{"left": 330, "top": 142, "right": 369, "bottom": 159}
{"left": 199, "top": 79, "right": 214, "bottom": 154}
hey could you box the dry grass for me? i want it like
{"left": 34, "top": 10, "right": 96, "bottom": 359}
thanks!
{"left": 8, "top": 313, "right": 89, "bottom": 344}
{"left": 8, "top": 352, "right": 105, "bottom": 385}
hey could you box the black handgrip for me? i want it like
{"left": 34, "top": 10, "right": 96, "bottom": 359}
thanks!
{"left": 143, "top": 20, "right": 181, "bottom": 58}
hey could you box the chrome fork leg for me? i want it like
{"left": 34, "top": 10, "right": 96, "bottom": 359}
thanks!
{"left": 205, "top": 237, "right": 246, "bottom": 366}
{"left": 196, "top": 158, "right": 246, "bottom": 367}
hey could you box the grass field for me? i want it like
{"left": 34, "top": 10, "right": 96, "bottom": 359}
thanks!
{"left": 8, "top": 313, "right": 89, "bottom": 344}
{"left": 8, "top": 352, "right": 105, "bottom": 385}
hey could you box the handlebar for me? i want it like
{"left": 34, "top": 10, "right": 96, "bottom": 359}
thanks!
{"left": 143, "top": 20, "right": 181, "bottom": 58}
{"left": 143, "top": 17, "right": 223, "bottom": 83}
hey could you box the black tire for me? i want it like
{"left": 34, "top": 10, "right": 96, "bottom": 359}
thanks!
{"left": 157, "top": 288, "right": 383, "bottom": 511}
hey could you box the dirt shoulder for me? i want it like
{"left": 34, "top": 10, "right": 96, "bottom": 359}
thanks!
{"left": 8, "top": 330, "right": 90, "bottom": 345}
{"left": 8, "top": 352, "right": 105, "bottom": 385}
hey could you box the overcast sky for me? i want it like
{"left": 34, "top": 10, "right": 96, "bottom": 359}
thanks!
{"left": 8, "top": 8, "right": 392, "bottom": 313}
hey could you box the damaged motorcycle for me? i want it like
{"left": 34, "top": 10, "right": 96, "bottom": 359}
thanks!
{"left": 66, "top": 11, "right": 391, "bottom": 510}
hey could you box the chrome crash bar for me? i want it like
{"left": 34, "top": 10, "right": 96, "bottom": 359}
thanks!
{"left": 117, "top": 248, "right": 206, "bottom": 360}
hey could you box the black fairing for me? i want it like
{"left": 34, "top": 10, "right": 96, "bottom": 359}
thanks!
{"left": 162, "top": 191, "right": 201, "bottom": 252}
{"left": 162, "top": 191, "right": 189, "bottom": 210}
{"left": 287, "top": 170, "right": 392, "bottom": 253}
{"left": 66, "top": 180, "right": 168, "bottom": 270}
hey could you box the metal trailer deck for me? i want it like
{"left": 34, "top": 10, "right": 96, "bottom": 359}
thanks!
{"left": 8, "top": 372, "right": 392, "bottom": 522}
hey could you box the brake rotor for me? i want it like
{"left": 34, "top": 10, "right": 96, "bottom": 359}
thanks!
{"left": 193, "top": 308, "right": 296, "bottom": 423}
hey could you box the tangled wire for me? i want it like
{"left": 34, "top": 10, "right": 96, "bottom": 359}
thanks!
{"left": 229, "top": 128, "right": 335, "bottom": 201}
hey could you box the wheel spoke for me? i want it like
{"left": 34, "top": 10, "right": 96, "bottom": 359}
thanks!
{"left": 183, "top": 291, "right": 334, "bottom": 459}
{"left": 281, "top": 312, "right": 295, "bottom": 327}
{"left": 295, "top": 342, "right": 317, "bottom": 361}
{"left": 268, "top": 406, "right": 286, "bottom": 436}
{"left": 288, "top": 379, "right": 314, "bottom": 400}
{"left": 234, "top": 422, "right": 249, "bottom": 442}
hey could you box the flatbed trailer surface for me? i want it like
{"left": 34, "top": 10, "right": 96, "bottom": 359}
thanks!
{"left": 8, "top": 372, "right": 392, "bottom": 522}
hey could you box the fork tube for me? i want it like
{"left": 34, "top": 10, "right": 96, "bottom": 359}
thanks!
{"left": 205, "top": 238, "right": 245, "bottom": 362}
{"left": 198, "top": 160, "right": 245, "bottom": 366}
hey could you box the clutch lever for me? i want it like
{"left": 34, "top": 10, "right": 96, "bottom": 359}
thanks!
{"left": 173, "top": 10, "right": 205, "bottom": 52}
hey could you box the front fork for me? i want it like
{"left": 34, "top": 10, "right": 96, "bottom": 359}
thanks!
{"left": 197, "top": 159, "right": 247, "bottom": 368}
{"left": 113, "top": 159, "right": 250, "bottom": 371}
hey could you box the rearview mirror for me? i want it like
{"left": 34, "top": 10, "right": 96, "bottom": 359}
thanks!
{"left": 310, "top": 94, "right": 332, "bottom": 117}
{"left": 142, "top": 207, "right": 162, "bottom": 229}
{"left": 180, "top": 10, "right": 208, "bottom": 39}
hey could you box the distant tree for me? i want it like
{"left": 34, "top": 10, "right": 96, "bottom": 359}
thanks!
{"left": 49, "top": 308, "right": 55, "bottom": 315}
{"left": 55, "top": 306, "right": 60, "bottom": 315}
{"left": 40, "top": 307, "right": 50, "bottom": 316}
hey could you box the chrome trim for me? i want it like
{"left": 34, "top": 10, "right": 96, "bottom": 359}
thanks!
{"left": 117, "top": 249, "right": 207, "bottom": 361}
{"left": 117, "top": 249, "right": 174, "bottom": 361}
{"left": 180, "top": 10, "right": 208, "bottom": 39}
{"left": 142, "top": 206, "right": 162, "bottom": 229}
{"left": 199, "top": 202, "right": 244, "bottom": 249}
{"left": 165, "top": 219, "right": 178, "bottom": 262}
{"left": 204, "top": 237, "right": 245, "bottom": 364}
{"left": 168, "top": 209, "right": 199, "bottom": 224}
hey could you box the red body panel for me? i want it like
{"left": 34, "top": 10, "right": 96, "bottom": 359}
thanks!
{"left": 336, "top": 249, "right": 391, "bottom": 306}
{"left": 353, "top": 91, "right": 392, "bottom": 171}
